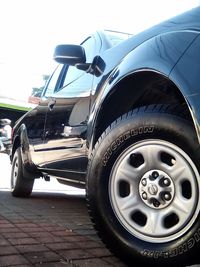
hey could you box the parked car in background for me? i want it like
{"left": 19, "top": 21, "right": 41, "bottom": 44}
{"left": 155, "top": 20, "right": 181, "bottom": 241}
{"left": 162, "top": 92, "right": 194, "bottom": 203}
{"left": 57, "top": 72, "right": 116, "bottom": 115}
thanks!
{"left": 10, "top": 7, "right": 200, "bottom": 266}
{"left": 27, "top": 94, "right": 40, "bottom": 105}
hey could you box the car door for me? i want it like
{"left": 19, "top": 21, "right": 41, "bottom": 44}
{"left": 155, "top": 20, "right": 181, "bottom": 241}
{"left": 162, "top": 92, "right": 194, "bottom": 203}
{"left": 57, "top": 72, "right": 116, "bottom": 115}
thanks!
{"left": 24, "top": 65, "right": 64, "bottom": 168}
{"left": 42, "top": 36, "right": 98, "bottom": 183}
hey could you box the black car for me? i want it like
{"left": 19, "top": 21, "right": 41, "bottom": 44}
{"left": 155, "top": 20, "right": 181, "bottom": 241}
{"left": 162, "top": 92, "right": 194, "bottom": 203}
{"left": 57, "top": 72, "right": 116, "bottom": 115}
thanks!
{"left": 10, "top": 7, "right": 200, "bottom": 266}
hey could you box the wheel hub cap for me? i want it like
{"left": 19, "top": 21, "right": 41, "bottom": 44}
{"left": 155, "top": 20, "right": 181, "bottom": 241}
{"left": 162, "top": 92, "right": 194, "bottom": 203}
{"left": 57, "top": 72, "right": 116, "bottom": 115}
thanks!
{"left": 109, "top": 140, "right": 200, "bottom": 243}
{"left": 139, "top": 170, "right": 175, "bottom": 209}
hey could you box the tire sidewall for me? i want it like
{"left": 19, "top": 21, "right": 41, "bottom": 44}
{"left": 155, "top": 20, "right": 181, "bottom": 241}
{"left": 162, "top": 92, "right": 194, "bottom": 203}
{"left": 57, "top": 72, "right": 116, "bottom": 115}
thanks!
{"left": 11, "top": 148, "right": 23, "bottom": 192}
{"left": 11, "top": 147, "right": 34, "bottom": 197}
{"left": 87, "top": 112, "right": 200, "bottom": 265}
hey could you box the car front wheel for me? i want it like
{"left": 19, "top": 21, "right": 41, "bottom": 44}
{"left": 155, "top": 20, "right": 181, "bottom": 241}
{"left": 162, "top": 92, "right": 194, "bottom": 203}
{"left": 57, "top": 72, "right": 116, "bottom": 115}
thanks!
{"left": 86, "top": 105, "right": 200, "bottom": 266}
{"left": 11, "top": 147, "right": 34, "bottom": 197}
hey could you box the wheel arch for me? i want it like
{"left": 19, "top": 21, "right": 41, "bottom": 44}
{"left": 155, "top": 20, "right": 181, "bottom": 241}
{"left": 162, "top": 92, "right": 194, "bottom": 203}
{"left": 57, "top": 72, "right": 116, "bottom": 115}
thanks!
{"left": 11, "top": 124, "right": 41, "bottom": 179}
{"left": 92, "top": 70, "right": 197, "bottom": 148}
{"left": 11, "top": 135, "right": 21, "bottom": 161}
{"left": 90, "top": 30, "right": 200, "bottom": 149}
{"left": 11, "top": 124, "right": 28, "bottom": 160}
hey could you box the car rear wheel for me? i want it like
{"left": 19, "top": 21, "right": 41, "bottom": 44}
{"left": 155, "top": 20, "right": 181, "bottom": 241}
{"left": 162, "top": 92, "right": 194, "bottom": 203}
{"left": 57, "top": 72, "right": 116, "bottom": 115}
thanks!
{"left": 86, "top": 105, "right": 200, "bottom": 266}
{"left": 11, "top": 147, "right": 34, "bottom": 197}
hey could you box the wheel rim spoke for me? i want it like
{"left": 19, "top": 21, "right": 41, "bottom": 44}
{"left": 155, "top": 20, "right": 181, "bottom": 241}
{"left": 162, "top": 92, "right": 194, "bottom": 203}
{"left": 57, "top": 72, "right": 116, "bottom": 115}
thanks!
{"left": 140, "top": 145, "right": 161, "bottom": 170}
{"left": 117, "top": 159, "right": 140, "bottom": 186}
{"left": 144, "top": 210, "right": 165, "bottom": 235}
{"left": 119, "top": 194, "right": 140, "bottom": 212}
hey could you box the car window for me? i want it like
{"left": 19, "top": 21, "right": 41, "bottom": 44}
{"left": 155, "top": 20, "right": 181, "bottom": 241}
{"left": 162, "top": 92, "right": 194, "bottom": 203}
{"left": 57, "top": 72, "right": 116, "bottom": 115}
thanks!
{"left": 54, "top": 36, "right": 96, "bottom": 98}
{"left": 54, "top": 72, "right": 93, "bottom": 97}
{"left": 44, "top": 64, "right": 65, "bottom": 97}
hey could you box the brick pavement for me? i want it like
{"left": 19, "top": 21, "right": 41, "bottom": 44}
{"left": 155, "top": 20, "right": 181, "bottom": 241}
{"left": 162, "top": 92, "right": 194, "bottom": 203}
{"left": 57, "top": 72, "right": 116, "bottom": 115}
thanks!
{"left": 0, "top": 190, "right": 127, "bottom": 267}
{"left": 0, "top": 153, "right": 200, "bottom": 267}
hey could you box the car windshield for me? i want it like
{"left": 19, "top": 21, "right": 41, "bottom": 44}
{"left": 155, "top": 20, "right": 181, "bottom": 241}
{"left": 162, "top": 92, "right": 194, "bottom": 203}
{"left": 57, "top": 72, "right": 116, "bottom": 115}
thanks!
{"left": 105, "top": 30, "right": 132, "bottom": 46}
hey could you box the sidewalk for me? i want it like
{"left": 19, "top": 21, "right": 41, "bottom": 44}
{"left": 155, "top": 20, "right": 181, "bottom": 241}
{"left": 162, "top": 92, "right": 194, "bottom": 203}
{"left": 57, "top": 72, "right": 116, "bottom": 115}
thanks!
{"left": 0, "top": 190, "right": 126, "bottom": 267}
{"left": 0, "top": 153, "right": 126, "bottom": 266}
{"left": 0, "top": 153, "right": 199, "bottom": 267}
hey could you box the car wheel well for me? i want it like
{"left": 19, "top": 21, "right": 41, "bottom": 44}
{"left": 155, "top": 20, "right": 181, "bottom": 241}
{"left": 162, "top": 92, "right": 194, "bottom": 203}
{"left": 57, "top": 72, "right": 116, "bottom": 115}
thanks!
{"left": 93, "top": 71, "right": 192, "bottom": 147}
{"left": 11, "top": 136, "right": 20, "bottom": 161}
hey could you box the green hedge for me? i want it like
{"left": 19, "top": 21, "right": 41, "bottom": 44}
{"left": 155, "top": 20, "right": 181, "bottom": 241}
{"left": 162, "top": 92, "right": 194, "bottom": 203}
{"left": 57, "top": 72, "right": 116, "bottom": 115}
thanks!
{"left": 0, "top": 102, "right": 31, "bottom": 112}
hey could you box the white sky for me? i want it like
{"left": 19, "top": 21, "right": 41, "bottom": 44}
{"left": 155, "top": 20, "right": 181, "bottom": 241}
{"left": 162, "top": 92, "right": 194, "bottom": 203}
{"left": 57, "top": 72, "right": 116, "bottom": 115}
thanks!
{"left": 0, "top": 0, "right": 199, "bottom": 101}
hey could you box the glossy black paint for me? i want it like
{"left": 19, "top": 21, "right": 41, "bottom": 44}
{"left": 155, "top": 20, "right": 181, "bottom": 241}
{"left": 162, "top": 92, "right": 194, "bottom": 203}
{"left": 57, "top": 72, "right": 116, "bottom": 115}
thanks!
{"left": 53, "top": 44, "right": 86, "bottom": 65}
{"left": 12, "top": 7, "right": 200, "bottom": 187}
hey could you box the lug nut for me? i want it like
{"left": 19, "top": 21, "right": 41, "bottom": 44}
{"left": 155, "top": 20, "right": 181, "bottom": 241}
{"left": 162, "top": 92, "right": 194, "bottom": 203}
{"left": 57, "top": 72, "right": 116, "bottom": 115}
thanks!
{"left": 163, "top": 178, "right": 171, "bottom": 186}
{"left": 152, "top": 198, "right": 160, "bottom": 207}
{"left": 163, "top": 192, "right": 172, "bottom": 201}
{"left": 142, "top": 192, "right": 147, "bottom": 200}
{"left": 150, "top": 171, "right": 159, "bottom": 180}
{"left": 159, "top": 177, "right": 171, "bottom": 187}
{"left": 141, "top": 178, "right": 147, "bottom": 186}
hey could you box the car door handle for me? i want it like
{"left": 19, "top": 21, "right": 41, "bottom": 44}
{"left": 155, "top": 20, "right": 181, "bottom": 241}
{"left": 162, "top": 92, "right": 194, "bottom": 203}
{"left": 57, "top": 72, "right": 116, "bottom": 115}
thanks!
{"left": 48, "top": 98, "right": 56, "bottom": 111}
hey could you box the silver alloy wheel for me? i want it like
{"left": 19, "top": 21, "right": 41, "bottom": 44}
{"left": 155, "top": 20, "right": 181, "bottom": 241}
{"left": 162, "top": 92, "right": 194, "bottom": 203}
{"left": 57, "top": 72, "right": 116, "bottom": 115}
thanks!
{"left": 109, "top": 140, "right": 200, "bottom": 243}
{"left": 11, "top": 155, "right": 19, "bottom": 191}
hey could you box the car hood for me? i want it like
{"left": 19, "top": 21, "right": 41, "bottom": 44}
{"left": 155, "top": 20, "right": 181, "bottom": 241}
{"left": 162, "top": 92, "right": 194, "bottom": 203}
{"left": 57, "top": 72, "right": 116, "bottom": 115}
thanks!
{"left": 101, "top": 6, "right": 200, "bottom": 74}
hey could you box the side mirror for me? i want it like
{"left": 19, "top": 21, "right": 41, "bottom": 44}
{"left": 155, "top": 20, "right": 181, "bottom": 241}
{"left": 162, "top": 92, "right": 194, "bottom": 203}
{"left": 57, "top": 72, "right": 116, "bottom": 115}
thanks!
{"left": 53, "top": 44, "right": 86, "bottom": 65}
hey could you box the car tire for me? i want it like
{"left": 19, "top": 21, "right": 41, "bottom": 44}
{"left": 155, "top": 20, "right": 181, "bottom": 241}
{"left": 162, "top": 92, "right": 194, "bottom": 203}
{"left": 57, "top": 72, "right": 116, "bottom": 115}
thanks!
{"left": 11, "top": 147, "right": 34, "bottom": 197}
{"left": 86, "top": 104, "right": 200, "bottom": 266}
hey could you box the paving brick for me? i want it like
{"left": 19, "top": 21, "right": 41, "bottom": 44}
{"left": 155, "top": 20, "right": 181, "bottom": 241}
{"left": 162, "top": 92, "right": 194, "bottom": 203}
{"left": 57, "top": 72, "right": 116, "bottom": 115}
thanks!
{"left": 52, "top": 230, "right": 76, "bottom": 237}
{"left": 20, "top": 227, "right": 45, "bottom": 233}
{"left": 36, "top": 236, "right": 64, "bottom": 244}
{"left": 59, "top": 249, "right": 93, "bottom": 260}
{"left": 24, "top": 251, "right": 61, "bottom": 264}
{"left": 37, "top": 223, "right": 56, "bottom": 227}
{"left": 15, "top": 223, "right": 38, "bottom": 228}
{"left": 35, "top": 261, "right": 72, "bottom": 267}
{"left": 46, "top": 242, "right": 78, "bottom": 251}
{"left": 0, "top": 228, "right": 21, "bottom": 233}
{"left": 0, "top": 223, "right": 15, "bottom": 228}
{"left": 43, "top": 226, "right": 67, "bottom": 232}
{"left": 0, "top": 237, "right": 10, "bottom": 246}
{"left": 29, "top": 232, "right": 53, "bottom": 238}
{"left": 2, "top": 232, "right": 29, "bottom": 238}
{"left": 73, "top": 258, "right": 112, "bottom": 267}
{"left": 8, "top": 219, "right": 30, "bottom": 224}
{"left": 62, "top": 235, "right": 89, "bottom": 242}
{"left": 0, "top": 246, "right": 18, "bottom": 256}
{"left": 76, "top": 240, "right": 104, "bottom": 249}
{"left": 0, "top": 255, "right": 29, "bottom": 266}
{"left": 0, "top": 220, "right": 11, "bottom": 224}
{"left": 15, "top": 244, "right": 49, "bottom": 253}
{"left": 8, "top": 237, "right": 39, "bottom": 245}
{"left": 87, "top": 248, "right": 113, "bottom": 257}
{"left": 2, "top": 215, "right": 25, "bottom": 220}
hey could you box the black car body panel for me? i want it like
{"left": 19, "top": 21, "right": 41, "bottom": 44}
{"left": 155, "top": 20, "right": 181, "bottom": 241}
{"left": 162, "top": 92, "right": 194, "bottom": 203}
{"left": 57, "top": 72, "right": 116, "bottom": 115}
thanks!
{"left": 11, "top": 6, "right": 200, "bottom": 186}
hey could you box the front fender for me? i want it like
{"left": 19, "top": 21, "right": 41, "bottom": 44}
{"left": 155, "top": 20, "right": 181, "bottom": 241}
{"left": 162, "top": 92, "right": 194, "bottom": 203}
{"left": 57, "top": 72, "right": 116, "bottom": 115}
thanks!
{"left": 169, "top": 34, "right": 200, "bottom": 143}
{"left": 89, "top": 31, "right": 199, "bottom": 149}
{"left": 104, "top": 31, "right": 199, "bottom": 99}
